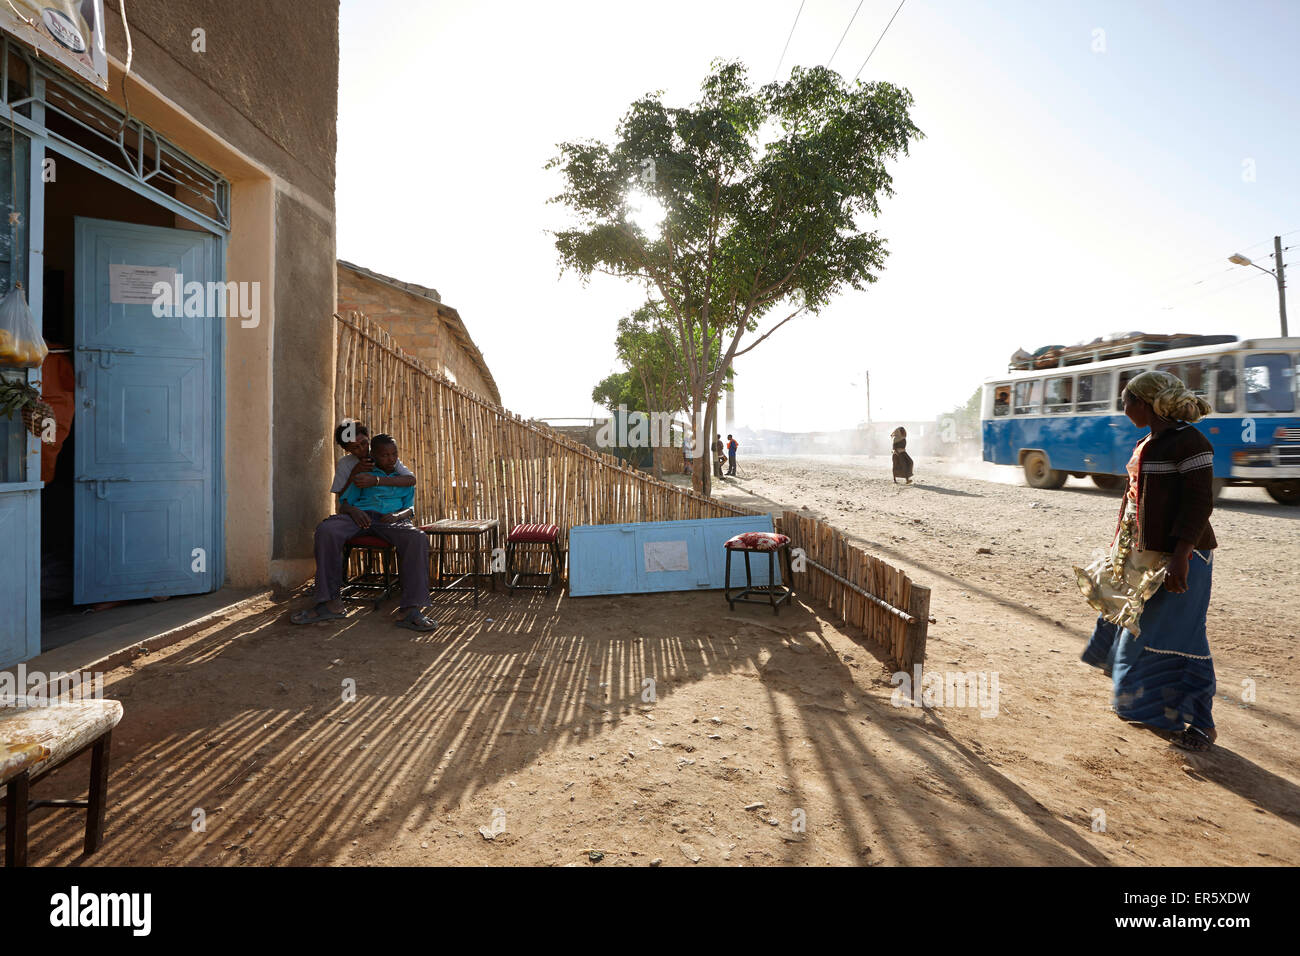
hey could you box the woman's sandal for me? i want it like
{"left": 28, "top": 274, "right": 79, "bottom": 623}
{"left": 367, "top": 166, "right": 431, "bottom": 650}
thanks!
{"left": 291, "top": 603, "right": 348, "bottom": 625}
{"left": 395, "top": 609, "right": 439, "bottom": 632}
{"left": 1171, "top": 726, "right": 1215, "bottom": 752}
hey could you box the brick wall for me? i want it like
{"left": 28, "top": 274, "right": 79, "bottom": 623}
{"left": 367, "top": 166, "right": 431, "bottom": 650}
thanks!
{"left": 337, "top": 264, "right": 500, "bottom": 404}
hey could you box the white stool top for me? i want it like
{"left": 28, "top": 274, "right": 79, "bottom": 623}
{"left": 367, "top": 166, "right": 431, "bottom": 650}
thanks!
{"left": 0, "top": 697, "right": 124, "bottom": 784}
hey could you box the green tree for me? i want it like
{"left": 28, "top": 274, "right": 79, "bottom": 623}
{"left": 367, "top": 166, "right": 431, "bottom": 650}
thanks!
{"left": 614, "top": 300, "right": 704, "bottom": 421}
{"left": 590, "top": 369, "right": 653, "bottom": 471}
{"left": 549, "top": 59, "right": 921, "bottom": 494}
{"left": 936, "top": 386, "right": 982, "bottom": 449}
{"left": 591, "top": 370, "right": 645, "bottom": 414}
{"left": 594, "top": 303, "right": 696, "bottom": 477}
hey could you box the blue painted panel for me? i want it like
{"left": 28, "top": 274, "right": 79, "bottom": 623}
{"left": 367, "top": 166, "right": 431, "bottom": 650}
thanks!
{"left": 74, "top": 218, "right": 219, "bottom": 603}
{"left": 632, "top": 523, "right": 710, "bottom": 593}
{"left": 569, "top": 515, "right": 778, "bottom": 597}
{"left": 0, "top": 489, "right": 40, "bottom": 667}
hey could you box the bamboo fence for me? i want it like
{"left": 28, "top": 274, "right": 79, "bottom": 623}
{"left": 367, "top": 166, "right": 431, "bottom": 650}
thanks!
{"left": 334, "top": 311, "right": 928, "bottom": 668}
{"left": 776, "top": 511, "right": 930, "bottom": 671}
{"left": 335, "top": 312, "right": 755, "bottom": 566}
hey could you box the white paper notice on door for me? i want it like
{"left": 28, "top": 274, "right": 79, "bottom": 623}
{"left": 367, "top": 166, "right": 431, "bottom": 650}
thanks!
{"left": 109, "top": 264, "right": 177, "bottom": 305}
{"left": 644, "top": 540, "right": 690, "bottom": 573}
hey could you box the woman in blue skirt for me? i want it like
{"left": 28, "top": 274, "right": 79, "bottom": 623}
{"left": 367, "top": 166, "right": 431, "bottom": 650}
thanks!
{"left": 1074, "top": 370, "right": 1218, "bottom": 752}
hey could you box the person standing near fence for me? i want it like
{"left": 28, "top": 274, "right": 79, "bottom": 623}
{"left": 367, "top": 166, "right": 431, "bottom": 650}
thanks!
{"left": 726, "top": 434, "right": 739, "bottom": 476}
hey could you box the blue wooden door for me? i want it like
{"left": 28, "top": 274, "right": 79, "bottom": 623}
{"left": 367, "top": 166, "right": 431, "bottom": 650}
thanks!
{"left": 633, "top": 524, "right": 711, "bottom": 592}
{"left": 569, "top": 516, "right": 778, "bottom": 596}
{"left": 74, "top": 218, "right": 220, "bottom": 603}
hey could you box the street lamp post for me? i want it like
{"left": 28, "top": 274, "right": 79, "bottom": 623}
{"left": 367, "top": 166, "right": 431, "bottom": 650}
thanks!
{"left": 1228, "top": 235, "right": 1288, "bottom": 336}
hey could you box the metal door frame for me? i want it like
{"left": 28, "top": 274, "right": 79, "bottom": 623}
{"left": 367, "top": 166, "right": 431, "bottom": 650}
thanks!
{"left": 0, "top": 39, "right": 230, "bottom": 630}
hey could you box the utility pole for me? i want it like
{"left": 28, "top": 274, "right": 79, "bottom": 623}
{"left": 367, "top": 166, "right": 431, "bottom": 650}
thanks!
{"left": 725, "top": 362, "right": 735, "bottom": 433}
{"left": 1275, "top": 235, "right": 1289, "bottom": 337}
{"left": 864, "top": 370, "right": 871, "bottom": 424}
{"left": 1229, "top": 236, "right": 1289, "bottom": 336}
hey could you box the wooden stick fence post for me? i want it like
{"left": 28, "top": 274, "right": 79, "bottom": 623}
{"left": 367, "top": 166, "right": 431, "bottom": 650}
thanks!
{"left": 902, "top": 583, "right": 931, "bottom": 673}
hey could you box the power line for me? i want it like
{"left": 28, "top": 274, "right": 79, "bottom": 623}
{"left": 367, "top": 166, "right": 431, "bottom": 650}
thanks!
{"left": 828, "top": 1, "right": 866, "bottom": 69}
{"left": 773, "top": 0, "right": 807, "bottom": 81}
{"left": 1143, "top": 230, "right": 1300, "bottom": 299}
{"left": 1158, "top": 269, "right": 1273, "bottom": 312}
{"left": 854, "top": 0, "right": 907, "bottom": 80}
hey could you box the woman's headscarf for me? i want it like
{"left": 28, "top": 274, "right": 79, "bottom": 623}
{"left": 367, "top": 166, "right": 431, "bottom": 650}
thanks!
{"left": 891, "top": 427, "right": 906, "bottom": 439}
{"left": 1123, "top": 370, "right": 1212, "bottom": 422}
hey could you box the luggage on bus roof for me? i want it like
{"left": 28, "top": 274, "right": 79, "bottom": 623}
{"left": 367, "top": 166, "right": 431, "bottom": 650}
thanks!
{"left": 1008, "top": 332, "right": 1239, "bottom": 370}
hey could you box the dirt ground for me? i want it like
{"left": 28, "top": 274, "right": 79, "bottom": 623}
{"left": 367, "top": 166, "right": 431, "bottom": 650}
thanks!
{"left": 20, "top": 454, "right": 1300, "bottom": 866}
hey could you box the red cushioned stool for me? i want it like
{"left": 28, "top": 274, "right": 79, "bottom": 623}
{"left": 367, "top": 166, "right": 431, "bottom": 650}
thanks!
{"left": 341, "top": 533, "right": 398, "bottom": 609}
{"left": 723, "top": 531, "right": 794, "bottom": 615}
{"left": 505, "top": 523, "right": 562, "bottom": 594}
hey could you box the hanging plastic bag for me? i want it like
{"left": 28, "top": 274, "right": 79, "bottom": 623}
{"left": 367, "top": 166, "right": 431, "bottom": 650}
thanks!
{"left": 0, "top": 281, "right": 46, "bottom": 368}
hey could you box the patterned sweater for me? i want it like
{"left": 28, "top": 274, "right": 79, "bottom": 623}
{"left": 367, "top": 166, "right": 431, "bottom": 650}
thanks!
{"left": 1115, "top": 422, "right": 1217, "bottom": 552}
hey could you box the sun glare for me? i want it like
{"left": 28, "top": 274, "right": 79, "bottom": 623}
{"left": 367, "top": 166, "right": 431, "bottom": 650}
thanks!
{"left": 626, "top": 190, "right": 666, "bottom": 240}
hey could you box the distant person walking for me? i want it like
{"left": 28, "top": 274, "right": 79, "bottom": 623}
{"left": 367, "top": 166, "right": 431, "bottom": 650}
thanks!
{"left": 1074, "top": 371, "right": 1218, "bottom": 752}
{"left": 891, "top": 427, "right": 914, "bottom": 483}
{"left": 712, "top": 433, "right": 725, "bottom": 479}
{"left": 726, "top": 434, "right": 739, "bottom": 476}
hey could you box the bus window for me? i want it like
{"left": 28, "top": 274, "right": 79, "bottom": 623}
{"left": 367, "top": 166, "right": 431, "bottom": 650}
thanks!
{"left": 993, "top": 385, "right": 1011, "bottom": 417}
{"left": 1044, "top": 375, "right": 1072, "bottom": 413}
{"left": 1076, "top": 371, "right": 1110, "bottom": 411}
{"left": 1115, "top": 367, "right": 1146, "bottom": 410}
{"left": 1157, "top": 360, "right": 1210, "bottom": 396}
{"left": 1215, "top": 355, "right": 1238, "bottom": 413}
{"left": 1013, "top": 379, "right": 1041, "bottom": 415}
{"left": 1244, "top": 353, "right": 1296, "bottom": 413}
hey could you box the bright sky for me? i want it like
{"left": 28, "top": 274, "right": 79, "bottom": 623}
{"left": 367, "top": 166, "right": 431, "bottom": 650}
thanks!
{"left": 337, "top": 0, "right": 1300, "bottom": 432}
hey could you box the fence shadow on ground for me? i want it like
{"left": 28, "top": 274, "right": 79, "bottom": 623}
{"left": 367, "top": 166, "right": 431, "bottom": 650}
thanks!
{"left": 16, "top": 585, "right": 1138, "bottom": 867}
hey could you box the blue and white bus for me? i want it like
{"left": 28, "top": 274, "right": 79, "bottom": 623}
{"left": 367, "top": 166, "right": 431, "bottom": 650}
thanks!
{"left": 982, "top": 336, "right": 1300, "bottom": 505}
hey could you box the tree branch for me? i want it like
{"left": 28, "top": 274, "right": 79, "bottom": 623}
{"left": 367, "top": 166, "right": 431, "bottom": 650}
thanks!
{"left": 730, "top": 306, "right": 807, "bottom": 358}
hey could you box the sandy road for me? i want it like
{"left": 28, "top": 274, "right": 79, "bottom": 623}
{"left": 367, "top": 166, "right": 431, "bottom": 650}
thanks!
{"left": 709, "top": 454, "right": 1300, "bottom": 865}
{"left": 23, "top": 453, "right": 1298, "bottom": 868}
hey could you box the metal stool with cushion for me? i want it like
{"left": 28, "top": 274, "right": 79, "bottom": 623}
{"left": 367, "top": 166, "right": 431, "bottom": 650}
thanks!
{"left": 723, "top": 531, "right": 795, "bottom": 615}
{"left": 2, "top": 697, "right": 124, "bottom": 867}
{"left": 505, "top": 523, "right": 562, "bottom": 594}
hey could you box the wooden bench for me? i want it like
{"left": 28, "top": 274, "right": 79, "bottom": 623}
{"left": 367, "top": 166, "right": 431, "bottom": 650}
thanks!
{"left": 1, "top": 697, "right": 123, "bottom": 867}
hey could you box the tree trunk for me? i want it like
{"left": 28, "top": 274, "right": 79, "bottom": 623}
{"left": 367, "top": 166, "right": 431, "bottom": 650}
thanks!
{"left": 703, "top": 396, "right": 719, "bottom": 497}
{"left": 690, "top": 393, "right": 706, "bottom": 495}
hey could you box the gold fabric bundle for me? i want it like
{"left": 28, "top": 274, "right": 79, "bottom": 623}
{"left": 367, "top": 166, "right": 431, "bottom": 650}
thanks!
{"left": 1073, "top": 500, "right": 1169, "bottom": 636}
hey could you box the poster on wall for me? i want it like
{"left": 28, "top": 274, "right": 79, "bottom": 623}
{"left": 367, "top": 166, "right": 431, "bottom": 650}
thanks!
{"left": 0, "top": 1, "right": 107, "bottom": 91}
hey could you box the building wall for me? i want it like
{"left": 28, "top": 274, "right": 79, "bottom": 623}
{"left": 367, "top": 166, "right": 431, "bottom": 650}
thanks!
{"left": 337, "top": 266, "right": 501, "bottom": 406}
{"left": 97, "top": 2, "right": 340, "bottom": 588}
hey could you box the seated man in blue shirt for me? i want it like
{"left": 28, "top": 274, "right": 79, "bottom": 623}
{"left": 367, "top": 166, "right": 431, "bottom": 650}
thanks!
{"left": 293, "top": 434, "right": 436, "bottom": 631}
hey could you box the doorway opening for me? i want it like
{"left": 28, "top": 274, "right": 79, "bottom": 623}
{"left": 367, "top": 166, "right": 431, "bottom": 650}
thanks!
{"left": 40, "top": 158, "right": 217, "bottom": 645}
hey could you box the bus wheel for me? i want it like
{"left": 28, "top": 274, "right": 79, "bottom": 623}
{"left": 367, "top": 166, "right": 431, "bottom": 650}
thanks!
{"left": 1266, "top": 479, "right": 1300, "bottom": 506}
{"left": 1023, "top": 451, "right": 1066, "bottom": 489}
{"left": 1091, "top": 474, "right": 1125, "bottom": 492}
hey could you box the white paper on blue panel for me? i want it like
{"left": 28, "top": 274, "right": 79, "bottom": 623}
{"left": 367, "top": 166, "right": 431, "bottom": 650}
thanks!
{"left": 644, "top": 540, "right": 690, "bottom": 572}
